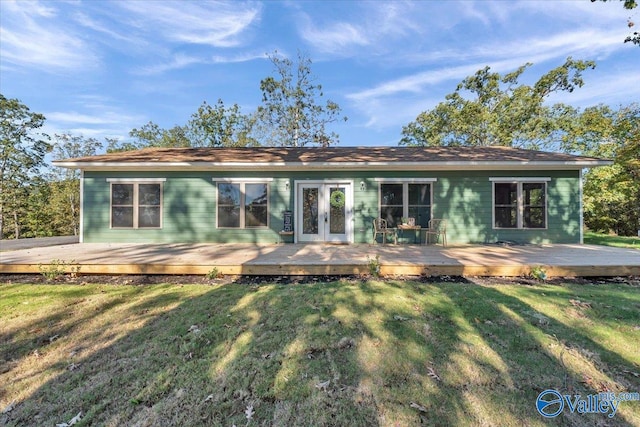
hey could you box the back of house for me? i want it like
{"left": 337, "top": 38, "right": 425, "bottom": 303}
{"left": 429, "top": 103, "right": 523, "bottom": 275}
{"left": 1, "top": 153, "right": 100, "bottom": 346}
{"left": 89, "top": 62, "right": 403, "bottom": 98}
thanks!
{"left": 53, "top": 146, "right": 610, "bottom": 245}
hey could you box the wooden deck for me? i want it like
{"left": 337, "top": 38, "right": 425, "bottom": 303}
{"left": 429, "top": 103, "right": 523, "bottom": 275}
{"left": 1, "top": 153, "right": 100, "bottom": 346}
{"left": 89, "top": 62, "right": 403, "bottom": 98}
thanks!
{"left": 1, "top": 242, "right": 638, "bottom": 277}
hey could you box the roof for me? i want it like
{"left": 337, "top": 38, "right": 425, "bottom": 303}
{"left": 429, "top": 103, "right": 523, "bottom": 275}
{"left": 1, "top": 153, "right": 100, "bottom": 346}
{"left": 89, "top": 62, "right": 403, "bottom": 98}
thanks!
{"left": 53, "top": 146, "right": 612, "bottom": 171}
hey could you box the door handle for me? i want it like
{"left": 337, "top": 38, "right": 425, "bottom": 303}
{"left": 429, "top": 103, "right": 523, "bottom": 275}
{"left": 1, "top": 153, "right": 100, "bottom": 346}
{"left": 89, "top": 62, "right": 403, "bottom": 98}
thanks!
{"left": 324, "top": 212, "right": 328, "bottom": 223}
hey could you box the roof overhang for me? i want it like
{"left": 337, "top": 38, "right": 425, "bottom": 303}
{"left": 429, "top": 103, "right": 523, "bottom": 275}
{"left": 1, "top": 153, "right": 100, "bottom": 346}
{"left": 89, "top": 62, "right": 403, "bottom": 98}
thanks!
{"left": 52, "top": 159, "right": 613, "bottom": 172}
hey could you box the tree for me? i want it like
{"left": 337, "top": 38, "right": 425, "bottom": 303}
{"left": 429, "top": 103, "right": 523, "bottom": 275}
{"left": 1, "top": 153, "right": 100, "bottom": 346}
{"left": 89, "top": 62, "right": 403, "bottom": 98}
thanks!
{"left": 107, "top": 121, "right": 190, "bottom": 152}
{"left": 49, "top": 133, "right": 103, "bottom": 235}
{"left": 188, "top": 100, "right": 257, "bottom": 147}
{"left": 592, "top": 0, "right": 639, "bottom": 45}
{"left": 570, "top": 104, "right": 640, "bottom": 236}
{"left": 0, "top": 94, "right": 50, "bottom": 239}
{"left": 400, "top": 58, "right": 596, "bottom": 148}
{"left": 256, "top": 51, "right": 347, "bottom": 147}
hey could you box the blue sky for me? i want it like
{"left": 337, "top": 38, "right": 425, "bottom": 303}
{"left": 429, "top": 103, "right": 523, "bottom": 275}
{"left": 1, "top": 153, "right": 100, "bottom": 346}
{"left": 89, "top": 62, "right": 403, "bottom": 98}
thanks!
{"left": 1, "top": 0, "right": 638, "bottom": 149}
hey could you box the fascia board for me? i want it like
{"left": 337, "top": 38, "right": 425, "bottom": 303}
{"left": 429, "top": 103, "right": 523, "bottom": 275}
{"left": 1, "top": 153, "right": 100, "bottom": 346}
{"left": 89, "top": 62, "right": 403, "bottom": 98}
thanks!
{"left": 52, "top": 159, "right": 613, "bottom": 171}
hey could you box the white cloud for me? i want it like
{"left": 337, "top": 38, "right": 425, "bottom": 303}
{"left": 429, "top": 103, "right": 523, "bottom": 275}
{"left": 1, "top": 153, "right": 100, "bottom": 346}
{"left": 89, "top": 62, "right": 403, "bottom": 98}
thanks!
{"left": 299, "top": 19, "right": 370, "bottom": 53}
{"left": 0, "top": 1, "right": 98, "bottom": 71}
{"left": 118, "top": 1, "right": 261, "bottom": 48}
{"left": 134, "top": 54, "right": 207, "bottom": 76}
{"left": 347, "top": 25, "right": 630, "bottom": 107}
{"left": 46, "top": 111, "right": 128, "bottom": 125}
{"left": 72, "top": 11, "right": 132, "bottom": 42}
{"left": 296, "top": 1, "right": 426, "bottom": 55}
{"left": 547, "top": 70, "right": 640, "bottom": 107}
{"left": 43, "top": 100, "right": 147, "bottom": 143}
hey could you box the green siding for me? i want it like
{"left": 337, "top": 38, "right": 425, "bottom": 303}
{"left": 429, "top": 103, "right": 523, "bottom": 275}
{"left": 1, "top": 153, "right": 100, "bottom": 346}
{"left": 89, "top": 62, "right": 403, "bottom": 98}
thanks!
{"left": 82, "top": 169, "right": 581, "bottom": 244}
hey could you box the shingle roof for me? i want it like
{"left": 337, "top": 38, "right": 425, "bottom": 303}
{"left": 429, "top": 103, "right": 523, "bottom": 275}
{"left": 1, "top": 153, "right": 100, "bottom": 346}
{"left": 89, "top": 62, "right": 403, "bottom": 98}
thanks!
{"left": 53, "top": 146, "right": 611, "bottom": 171}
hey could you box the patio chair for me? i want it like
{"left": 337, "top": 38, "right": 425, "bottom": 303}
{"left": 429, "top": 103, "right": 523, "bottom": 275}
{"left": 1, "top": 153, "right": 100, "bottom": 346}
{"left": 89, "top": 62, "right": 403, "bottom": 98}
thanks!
{"left": 373, "top": 218, "right": 397, "bottom": 244}
{"left": 424, "top": 219, "right": 447, "bottom": 247}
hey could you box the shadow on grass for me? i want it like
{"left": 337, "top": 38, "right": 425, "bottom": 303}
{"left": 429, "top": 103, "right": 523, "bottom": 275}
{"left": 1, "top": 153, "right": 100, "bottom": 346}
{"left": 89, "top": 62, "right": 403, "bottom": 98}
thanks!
{"left": 1, "top": 280, "right": 639, "bottom": 426}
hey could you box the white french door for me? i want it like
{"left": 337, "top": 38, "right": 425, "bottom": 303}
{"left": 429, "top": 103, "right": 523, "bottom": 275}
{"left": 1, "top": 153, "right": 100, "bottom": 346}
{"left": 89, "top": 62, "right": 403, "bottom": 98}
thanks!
{"left": 296, "top": 182, "right": 353, "bottom": 243}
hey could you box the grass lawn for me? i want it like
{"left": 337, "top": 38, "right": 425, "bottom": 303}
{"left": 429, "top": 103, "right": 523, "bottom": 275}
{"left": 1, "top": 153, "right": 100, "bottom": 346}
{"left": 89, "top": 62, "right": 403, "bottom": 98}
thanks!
{"left": 584, "top": 231, "right": 640, "bottom": 249}
{"left": 1, "top": 279, "right": 639, "bottom": 426}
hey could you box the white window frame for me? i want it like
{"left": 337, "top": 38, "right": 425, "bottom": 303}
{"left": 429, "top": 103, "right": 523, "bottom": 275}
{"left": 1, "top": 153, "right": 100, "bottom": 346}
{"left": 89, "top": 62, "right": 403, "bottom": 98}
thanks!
{"left": 376, "top": 178, "right": 436, "bottom": 227}
{"left": 107, "top": 178, "right": 165, "bottom": 229}
{"left": 213, "top": 179, "right": 271, "bottom": 229}
{"left": 490, "top": 177, "right": 550, "bottom": 230}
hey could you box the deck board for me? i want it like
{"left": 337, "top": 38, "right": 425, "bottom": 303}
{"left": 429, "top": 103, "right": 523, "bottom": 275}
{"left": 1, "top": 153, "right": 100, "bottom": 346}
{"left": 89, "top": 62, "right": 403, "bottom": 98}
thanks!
{"left": 1, "top": 243, "right": 638, "bottom": 277}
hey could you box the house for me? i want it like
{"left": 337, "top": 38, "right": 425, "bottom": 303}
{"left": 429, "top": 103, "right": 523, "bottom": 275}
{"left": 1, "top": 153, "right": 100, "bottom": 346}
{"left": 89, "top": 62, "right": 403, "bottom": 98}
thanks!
{"left": 53, "top": 146, "right": 610, "bottom": 245}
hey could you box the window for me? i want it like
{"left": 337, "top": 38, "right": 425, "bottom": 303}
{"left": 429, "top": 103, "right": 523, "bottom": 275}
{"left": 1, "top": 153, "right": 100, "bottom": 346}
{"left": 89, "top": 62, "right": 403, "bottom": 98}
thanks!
{"left": 379, "top": 180, "right": 433, "bottom": 227}
{"left": 109, "top": 181, "right": 163, "bottom": 229}
{"left": 217, "top": 182, "right": 268, "bottom": 228}
{"left": 492, "top": 179, "right": 547, "bottom": 229}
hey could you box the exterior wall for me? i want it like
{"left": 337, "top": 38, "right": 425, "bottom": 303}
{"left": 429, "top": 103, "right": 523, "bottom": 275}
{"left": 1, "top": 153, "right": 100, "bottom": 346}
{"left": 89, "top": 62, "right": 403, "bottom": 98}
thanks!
{"left": 83, "top": 169, "right": 581, "bottom": 244}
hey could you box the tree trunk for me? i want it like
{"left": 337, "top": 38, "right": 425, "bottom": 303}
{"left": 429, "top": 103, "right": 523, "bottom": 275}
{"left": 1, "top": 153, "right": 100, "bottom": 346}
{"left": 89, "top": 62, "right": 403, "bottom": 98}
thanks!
{"left": 13, "top": 208, "right": 20, "bottom": 239}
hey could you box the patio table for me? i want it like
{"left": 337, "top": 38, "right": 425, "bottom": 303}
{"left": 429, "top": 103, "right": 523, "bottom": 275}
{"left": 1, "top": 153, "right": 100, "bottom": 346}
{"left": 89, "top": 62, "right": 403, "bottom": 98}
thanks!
{"left": 397, "top": 224, "right": 422, "bottom": 244}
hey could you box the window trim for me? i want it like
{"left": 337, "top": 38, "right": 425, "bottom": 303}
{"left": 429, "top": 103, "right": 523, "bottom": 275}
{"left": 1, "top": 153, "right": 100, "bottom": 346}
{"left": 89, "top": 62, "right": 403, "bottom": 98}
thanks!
{"left": 214, "top": 181, "right": 270, "bottom": 229}
{"left": 491, "top": 178, "right": 549, "bottom": 230}
{"left": 378, "top": 180, "right": 435, "bottom": 227}
{"left": 107, "top": 179, "right": 165, "bottom": 229}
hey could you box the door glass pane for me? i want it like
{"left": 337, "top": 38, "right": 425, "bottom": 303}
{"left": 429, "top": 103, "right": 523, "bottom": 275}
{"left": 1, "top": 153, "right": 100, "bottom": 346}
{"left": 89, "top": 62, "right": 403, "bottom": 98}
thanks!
{"left": 302, "top": 188, "right": 318, "bottom": 234}
{"left": 329, "top": 187, "right": 346, "bottom": 234}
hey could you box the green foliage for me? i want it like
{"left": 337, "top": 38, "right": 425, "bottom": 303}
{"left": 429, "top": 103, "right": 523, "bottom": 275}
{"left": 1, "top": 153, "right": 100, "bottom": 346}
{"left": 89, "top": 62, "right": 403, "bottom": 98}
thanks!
{"left": 206, "top": 267, "right": 222, "bottom": 280}
{"left": 0, "top": 94, "right": 51, "bottom": 239}
{"left": 400, "top": 57, "right": 595, "bottom": 148}
{"left": 366, "top": 254, "right": 381, "bottom": 277}
{"left": 107, "top": 121, "right": 190, "bottom": 153}
{"left": 255, "top": 51, "right": 347, "bottom": 147}
{"left": 188, "top": 99, "right": 257, "bottom": 147}
{"left": 48, "top": 133, "right": 103, "bottom": 236}
{"left": 529, "top": 265, "right": 547, "bottom": 282}
{"left": 38, "top": 259, "right": 80, "bottom": 280}
{"left": 581, "top": 104, "right": 640, "bottom": 236}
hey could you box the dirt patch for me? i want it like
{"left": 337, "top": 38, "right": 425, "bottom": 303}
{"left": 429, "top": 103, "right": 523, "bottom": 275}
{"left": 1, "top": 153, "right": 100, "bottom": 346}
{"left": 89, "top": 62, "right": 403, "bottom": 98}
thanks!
{"left": 0, "top": 273, "right": 638, "bottom": 286}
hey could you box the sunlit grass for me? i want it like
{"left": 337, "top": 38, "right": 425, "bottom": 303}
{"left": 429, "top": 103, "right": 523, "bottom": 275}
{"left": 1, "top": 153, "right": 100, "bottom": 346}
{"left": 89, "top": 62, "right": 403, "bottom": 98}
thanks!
{"left": 584, "top": 231, "right": 640, "bottom": 249}
{"left": 1, "top": 279, "right": 638, "bottom": 426}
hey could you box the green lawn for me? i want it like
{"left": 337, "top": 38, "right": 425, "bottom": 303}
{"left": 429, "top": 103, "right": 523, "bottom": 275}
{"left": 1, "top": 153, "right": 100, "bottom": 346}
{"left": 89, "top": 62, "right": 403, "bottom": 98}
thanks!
{"left": 1, "top": 279, "right": 639, "bottom": 426}
{"left": 585, "top": 231, "right": 640, "bottom": 249}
